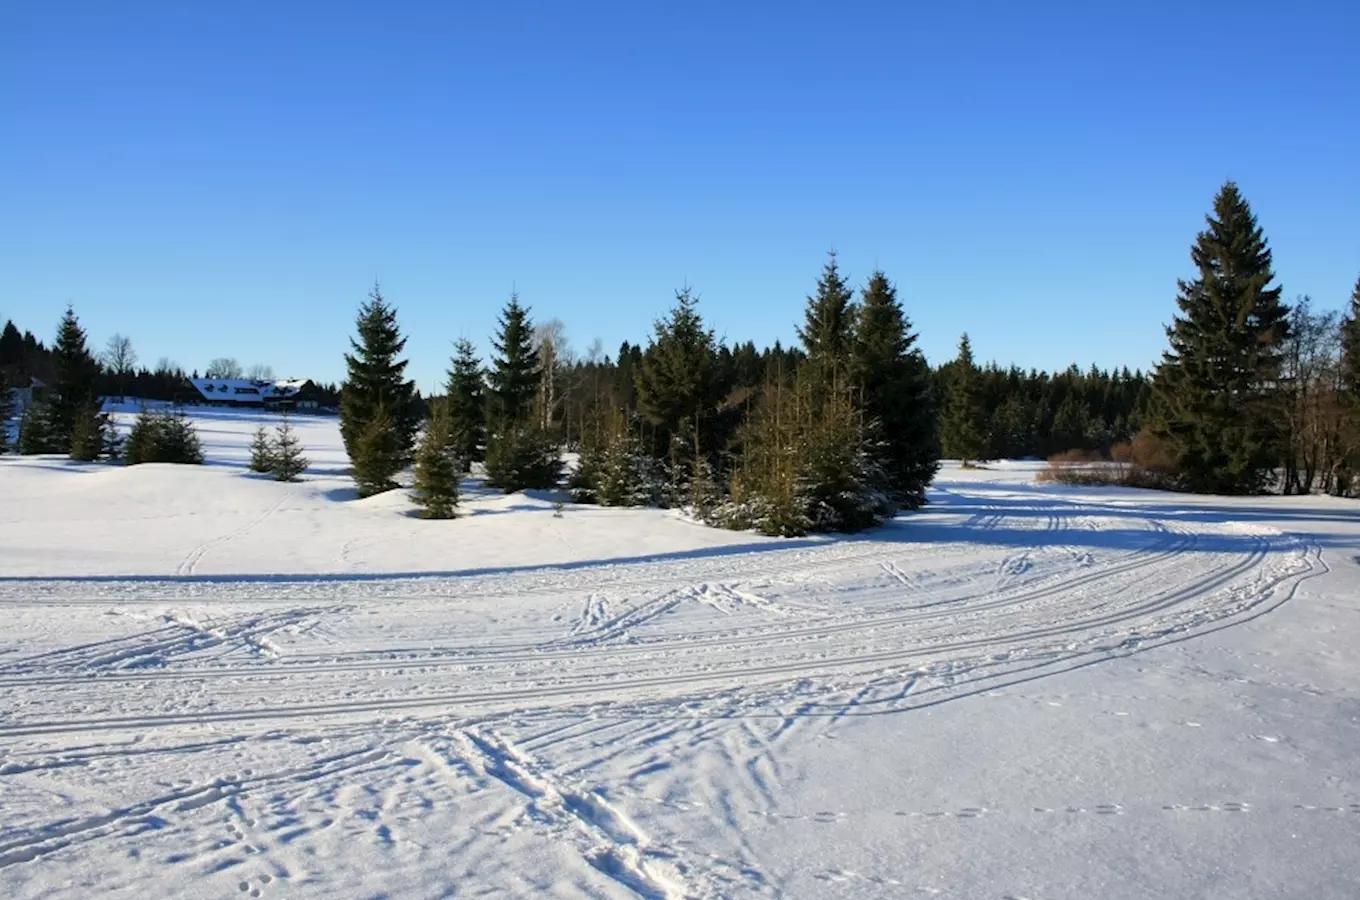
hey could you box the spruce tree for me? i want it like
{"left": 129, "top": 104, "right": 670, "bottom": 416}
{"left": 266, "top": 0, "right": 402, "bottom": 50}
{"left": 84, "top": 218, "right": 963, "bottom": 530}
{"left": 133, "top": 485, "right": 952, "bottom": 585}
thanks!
{"left": 340, "top": 283, "right": 418, "bottom": 490}
{"left": 446, "top": 337, "right": 487, "bottom": 467}
{"left": 410, "top": 400, "right": 460, "bottom": 518}
{"left": 851, "top": 271, "right": 939, "bottom": 507}
{"left": 796, "top": 251, "right": 857, "bottom": 372}
{"left": 17, "top": 404, "right": 58, "bottom": 454}
{"left": 487, "top": 294, "right": 539, "bottom": 426}
{"left": 571, "top": 410, "right": 659, "bottom": 507}
{"left": 50, "top": 307, "right": 101, "bottom": 452}
{"left": 634, "top": 287, "right": 724, "bottom": 469}
{"left": 124, "top": 408, "right": 203, "bottom": 465}
{"left": 1150, "top": 182, "right": 1290, "bottom": 494}
{"left": 69, "top": 405, "right": 107, "bottom": 461}
{"left": 248, "top": 425, "right": 275, "bottom": 473}
{"left": 271, "top": 418, "right": 309, "bottom": 482}
{"left": 941, "top": 334, "right": 988, "bottom": 466}
{"left": 484, "top": 422, "right": 562, "bottom": 492}
{"left": 351, "top": 405, "right": 404, "bottom": 497}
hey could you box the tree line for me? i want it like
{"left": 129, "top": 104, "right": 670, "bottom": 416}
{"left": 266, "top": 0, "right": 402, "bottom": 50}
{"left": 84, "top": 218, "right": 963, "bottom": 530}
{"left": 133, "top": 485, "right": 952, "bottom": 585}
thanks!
{"left": 0, "top": 322, "right": 342, "bottom": 407}
{"left": 6, "top": 179, "right": 1358, "bottom": 510}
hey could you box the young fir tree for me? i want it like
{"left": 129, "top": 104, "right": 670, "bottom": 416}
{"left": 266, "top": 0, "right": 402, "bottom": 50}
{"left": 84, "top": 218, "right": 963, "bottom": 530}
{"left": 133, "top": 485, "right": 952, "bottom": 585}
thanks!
{"left": 125, "top": 408, "right": 203, "bottom": 465}
{"left": 570, "top": 409, "right": 659, "bottom": 507}
{"left": 271, "top": 418, "right": 309, "bottom": 482}
{"left": 796, "top": 250, "right": 858, "bottom": 373}
{"left": 69, "top": 405, "right": 108, "bottom": 461}
{"left": 851, "top": 270, "right": 940, "bottom": 508}
{"left": 941, "top": 333, "right": 988, "bottom": 466}
{"left": 446, "top": 337, "right": 487, "bottom": 468}
{"left": 17, "top": 404, "right": 58, "bottom": 454}
{"left": 50, "top": 306, "right": 101, "bottom": 452}
{"left": 484, "top": 421, "right": 562, "bottom": 492}
{"left": 248, "top": 425, "right": 275, "bottom": 473}
{"left": 1149, "top": 182, "right": 1290, "bottom": 494}
{"left": 713, "top": 370, "right": 890, "bottom": 537}
{"left": 487, "top": 294, "right": 540, "bottom": 426}
{"left": 340, "top": 283, "right": 418, "bottom": 492}
{"left": 351, "top": 405, "right": 404, "bottom": 497}
{"left": 410, "top": 400, "right": 460, "bottom": 518}
{"left": 634, "top": 287, "right": 725, "bottom": 474}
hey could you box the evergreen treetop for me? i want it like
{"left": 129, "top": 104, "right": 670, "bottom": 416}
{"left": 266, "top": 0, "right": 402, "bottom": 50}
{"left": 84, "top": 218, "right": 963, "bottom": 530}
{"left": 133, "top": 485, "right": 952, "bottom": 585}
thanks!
{"left": 50, "top": 306, "right": 101, "bottom": 451}
{"left": 796, "top": 250, "right": 857, "bottom": 370}
{"left": 487, "top": 294, "right": 540, "bottom": 426}
{"left": 634, "top": 287, "right": 725, "bottom": 461}
{"left": 446, "top": 337, "right": 487, "bottom": 465}
{"left": 0, "top": 321, "right": 23, "bottom": 374}
{"left": 941, "top": 333, "right": 988, "bottom": 465}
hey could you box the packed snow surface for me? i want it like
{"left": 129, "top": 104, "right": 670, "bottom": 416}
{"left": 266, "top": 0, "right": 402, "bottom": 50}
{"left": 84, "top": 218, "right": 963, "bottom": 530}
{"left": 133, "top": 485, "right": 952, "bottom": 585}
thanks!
{"left": 1, "top": 408, "right": 1358, "bottom": 898}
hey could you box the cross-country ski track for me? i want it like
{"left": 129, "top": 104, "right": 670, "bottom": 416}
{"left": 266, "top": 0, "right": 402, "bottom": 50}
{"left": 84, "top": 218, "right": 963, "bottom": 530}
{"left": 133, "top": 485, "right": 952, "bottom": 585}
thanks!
{"left": 2, "top": 411, "right": 1358, "bottom": 899}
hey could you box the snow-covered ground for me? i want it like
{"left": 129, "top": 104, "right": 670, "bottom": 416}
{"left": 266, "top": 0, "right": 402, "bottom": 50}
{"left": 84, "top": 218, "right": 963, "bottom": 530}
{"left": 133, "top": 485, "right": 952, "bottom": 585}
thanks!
{"left": 1, "top": 408, "right": 1357, "bottom": 899}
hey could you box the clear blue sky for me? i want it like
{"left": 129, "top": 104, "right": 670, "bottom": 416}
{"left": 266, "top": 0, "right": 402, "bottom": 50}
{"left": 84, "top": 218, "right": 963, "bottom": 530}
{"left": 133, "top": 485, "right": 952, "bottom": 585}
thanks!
{"left": 3, "top": 1, "right": 1357, "bottom": 392}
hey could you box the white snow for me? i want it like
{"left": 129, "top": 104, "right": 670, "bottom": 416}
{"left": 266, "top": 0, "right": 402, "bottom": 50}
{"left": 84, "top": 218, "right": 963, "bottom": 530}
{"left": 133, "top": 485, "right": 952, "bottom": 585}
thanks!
{"left": 1, "top": 408, "right": 1358, "bottom": 898}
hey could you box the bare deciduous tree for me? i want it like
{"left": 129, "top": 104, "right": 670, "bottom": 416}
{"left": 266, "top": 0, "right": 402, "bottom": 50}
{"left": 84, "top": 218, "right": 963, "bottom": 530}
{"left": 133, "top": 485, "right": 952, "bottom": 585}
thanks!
{"left": 101, "top": 334, "right": 137, "bottom": 401}
{"left": 206, "top": 357, "right": 243, "bottom": 380}
{"left": 246, "top": 363, "right": 275, "bottom": 381}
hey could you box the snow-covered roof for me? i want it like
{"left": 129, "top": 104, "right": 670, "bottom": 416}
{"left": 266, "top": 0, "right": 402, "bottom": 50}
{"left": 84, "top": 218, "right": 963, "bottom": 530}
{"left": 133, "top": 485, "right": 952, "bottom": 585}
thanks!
{"left": 189, "top": 378, "right": 312, "bottom": 401}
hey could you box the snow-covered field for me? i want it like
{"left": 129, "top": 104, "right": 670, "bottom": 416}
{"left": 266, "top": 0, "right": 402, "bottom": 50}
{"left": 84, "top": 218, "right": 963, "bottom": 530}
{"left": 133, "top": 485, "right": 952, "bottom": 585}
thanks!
{"left": 1, "top": 408, "right": 1358, "bottom": 899}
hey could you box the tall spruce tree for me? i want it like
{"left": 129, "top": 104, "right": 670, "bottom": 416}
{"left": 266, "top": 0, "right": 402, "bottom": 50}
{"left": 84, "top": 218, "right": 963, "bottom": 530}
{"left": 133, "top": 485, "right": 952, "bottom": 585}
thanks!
{"left": 941, "top": 333, "right": 987, "bottom": 465}
{"left": 446, "top": 337, "right": 487, "bottom": 467}
{"left": 340, "top": 283, "right": 418, "bottom": 492}
{"left": 487, "top": 294, "right": 539, "bottom": 425}
{"left": 50, "top": 307, "right": 101, "bottom": 452}
{"left": 634, "top": 287, "right": 725, "bottom": 468}
{"left": 1150, "top": 182, "right": 1290, "bottom": 494}
{"left": 852, "top": 271, "right": 939, "bottom": 507}
{"left": 796, "top": 251, "right": 857, "bottom": 371}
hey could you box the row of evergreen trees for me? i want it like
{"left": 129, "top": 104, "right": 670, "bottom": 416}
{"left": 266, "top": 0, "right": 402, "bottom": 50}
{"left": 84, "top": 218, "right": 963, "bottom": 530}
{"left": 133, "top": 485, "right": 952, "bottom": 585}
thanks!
{"left": 338, "top": 254, "right": 940, "bottom": 533}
